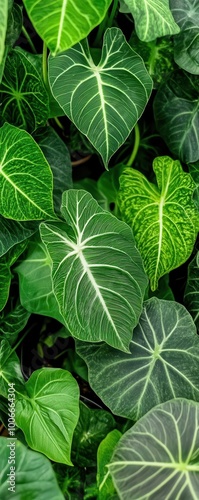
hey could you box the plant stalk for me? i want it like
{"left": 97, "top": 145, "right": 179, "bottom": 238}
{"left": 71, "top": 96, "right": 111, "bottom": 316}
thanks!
{"left": 127, "top": 123, "right": 140, "bottom": 166}
{"left": 22, "top": 26, "right": 37, "bottom": 53}
{"left": 42, "top": 41, "right": 48, "bottom": 87}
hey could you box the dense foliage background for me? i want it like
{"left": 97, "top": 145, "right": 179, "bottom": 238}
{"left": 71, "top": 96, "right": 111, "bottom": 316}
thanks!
{"left": 0, "top": 1, "right": 199, "bottom": 498}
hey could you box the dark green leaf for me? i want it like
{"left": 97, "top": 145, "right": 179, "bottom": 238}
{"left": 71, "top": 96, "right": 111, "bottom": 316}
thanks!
{"left": 171, "top": 0, "right": 199, "bottom": 74}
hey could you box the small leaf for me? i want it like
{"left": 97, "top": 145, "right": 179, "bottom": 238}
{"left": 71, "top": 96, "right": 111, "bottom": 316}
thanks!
{"left": 117, "top": 156, "right": 199, "bottom": 290}
{"left": 76, "top": 297, "right": 199, "bottom": 420}
{"left": 0, "top": 123, "right": 55, "bottom": 220}
{"left": 49, "top": 28, "right": 152, "bottom": 167}
{"left": 109, "top": 399, "right": 199, "bottom": 499}
{"left": 0, "top": 339, "right": 25, "bottom": 397}
{"left": 15, "top": 236, "right": 65, "bottom": 323}
{"left": 171, "top": 0, "right": 199, "bottom": 74}
{"left": 0, "top": 241, "right": 27, "bottom": 312}
{"left": 0, "top": 301, "right": 30, "bottom": 344}
{"left": 23, "top": 0, "right": 112, "bottom": 55}
{"left": 154, "top": 71, "right": 199, "bottom": 163}
{"left": 184, "top": 251, "right": 199, "bottom": 331}
{"left": 15, "top": 368, "right": 80, "bottom": 465}
{"left": 40, "top": 189, "right": 148, "bottom": 352}
{"left": 0, "top": 216, "right": 38, "bottom": 257}
{"left": 121, "top": 0, "right": 180, "bottom": 41}
{"left": 0, "top": 437, "right": 64, "bottom": 500}
{"left": 0, "top": 49, "right": 49, "bottom": 132}
{"left": 97, "top": 430, "right": 121, "bottom": 500}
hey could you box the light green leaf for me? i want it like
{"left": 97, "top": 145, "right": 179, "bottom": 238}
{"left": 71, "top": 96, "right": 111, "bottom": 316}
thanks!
{"left": 15, "top": 236, "right": 65, "bottom": 323}
{"left": 0, "top": 123, "right": 55, "bottom": 220}
{"left": 97, "top": 430, "right": 121, "bottom": 500}
{"left": 0, "top": 437, "right": 64, "bottom": 500}
{"left": 184, "top": 251, "right": 199, "bottom": 331}
{"left": 0, "top": 49, "right": 49, "bottom": 132}
{"left": 171, "top": 0, "right": 199, "bottom": 74}
{"left": 0, "top": 339, "right": 25, "bottom": 397}
{"left": 15, "top": 368, "right": 80, "bottom": 465}
{"left": 49, "top": 28, "right": 152, "bottom": 167}
{"left": 35, "top": 127, "right": 72, "bottom": 215}
{"left": 76, "top": 297, "right": 199, "bottom": 420}
{"left": 23, "top": 0, "right": 112, "bottom": 55}
{"left": 154, "top": 71, "right": 199, "bottom": 163}
{"left": 72, "top": 402, "right": 116, "bottom": 467}
{"left": 117, "top": 156, "right": 199, "bottom": 290}
{"left": 109, "top": 399, "right": 199, "bottom": 499}
{"left": 40, "top": 189, "right": 148, "bottom": 352}
{"left": 0, "top": 0, "right": 8, "bottom": 64}
{"left": 121, "top": 0, "right": 180, "bottom": 41}
{"left": 0, "top": 301, "right": 30, "bottom": 344}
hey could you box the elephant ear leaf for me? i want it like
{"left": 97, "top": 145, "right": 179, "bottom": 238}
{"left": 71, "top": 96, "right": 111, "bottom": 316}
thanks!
{"left": 117, "top": 156, "right": 199, "bottom": 290}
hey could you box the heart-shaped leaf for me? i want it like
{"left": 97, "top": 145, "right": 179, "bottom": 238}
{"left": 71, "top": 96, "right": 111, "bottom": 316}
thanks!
{"left": 117, "top": 156, "right": 199, "bottom": 290}
{"left": 0, "top": 437, "right": 64, "bottom": 500}
{"left": 120, "top": 0, "right": 180, "bottom": 41}
{"left": 109, "top": 399, "right": 199, "bottom": 499}
{"left": 23, "top": 0, "right": 112, "bottom": 55}
{"left": 76, "top": 297, "right": 199, "bottom": 420}
{"left": 40, "top": 189, "right": 148, "bottom": 352}
{"left": 0, "top": 49, "right": 49, "bottom": 132}
{"left": 171, "top": 0, "right": 199, "bottom": 74}
{"left": 15, "top": 368, "right": 80, "bottom": 465}
{"left": 0, "top": 123, "right": 55, "bottom": 220}
{"left": 49, "top": 28, "right": 152, "bottom": 167}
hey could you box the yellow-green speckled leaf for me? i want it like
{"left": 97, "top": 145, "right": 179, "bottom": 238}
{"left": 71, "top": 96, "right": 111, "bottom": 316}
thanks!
{"left": 117, "top": 156, "right": 199, "bottom": 290}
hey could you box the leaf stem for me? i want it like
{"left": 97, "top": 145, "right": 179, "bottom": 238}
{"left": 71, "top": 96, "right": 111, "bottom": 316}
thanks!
{"left": 54, "top": 116, "right": 64, "bottom": 130}
{"left": 42, "top": 41, "right": 48, "bottom": 87}
{"left": 22, "top": 26, "right": 37, "bottom": 54}
{"left": 107, "top": 0, "right": 119, "bottom": 27}
{"left": 127, "top": 123, "right": 140, "bottom": 166}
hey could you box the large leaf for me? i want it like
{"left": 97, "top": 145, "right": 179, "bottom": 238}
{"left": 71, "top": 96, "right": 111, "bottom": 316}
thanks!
{"left": 109, "top": 399, "right": 199, "bottom": 499}
{"left": 0, "top": 437, "right": 64, "bottom": 500}
{"left": 154, "top": 71, "right": 199, "bottom": 163}
{"left": 184, "top": 251, "right": 199, "bottom": 331}
{"left": 0, "top": 49, "right": 49, "bottom": 132}
{"left": 0, "top": 123, "right": 55, "bottom": 220}
{"left": 35, "top": 127, "right": 72, "bottom": 215}
{"left": 23, "top": 0, "right": 112, "bottom": 55}
{"left": 76, "top": 297, "right": 199, "bottom": 420}
{"left": 15, "top": 236, "right": 65, "bottom": 323}
{"left": 40, "top": 189, "right": 148, "bottom": 352}
{"left": 15, "top": 368, "right": 80, "bottom": 465}
{"left": 49, "top": 28, "right": 152, "bottom": 167}
{"left": 117, "top": 156, "right": 199, "bottom": 290}
{"left": 0, "top": 0, "right": 8, "bottom": 64}
{"left": 171, "top": 0, "right": 199, "bottom": 74}
{"left": 121, "top": 0, "right": 180, "bottom": 41}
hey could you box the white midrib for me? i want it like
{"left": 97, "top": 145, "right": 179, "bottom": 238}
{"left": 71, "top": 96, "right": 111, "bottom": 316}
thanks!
{"left": 56, "top": 0, "right": 68, "bottom": 51}
{"left": 94, "top": 69, "right": 109, "bottom": 163}
{"left": 78, "top": 250, "right": 125, "bottom": 347}
{"left": 154, "top": 196, "right": 164, "bottom": 283}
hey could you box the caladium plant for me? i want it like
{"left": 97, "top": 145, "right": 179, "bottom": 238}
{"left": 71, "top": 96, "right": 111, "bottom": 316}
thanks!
{"left": 0, "top": 1, "right": 199, "bottom": 499}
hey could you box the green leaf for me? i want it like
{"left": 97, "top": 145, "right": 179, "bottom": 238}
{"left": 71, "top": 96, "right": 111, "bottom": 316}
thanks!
{"left": 129, "top": 32, "right": 175, "bottom": 88}
{"left": 15, "top": 236, "right": 65, "bottom": 323}
{"left": 0, "top": 0, "right": 8, "bottom": 64}
{"left": 154, "top": 71, "right": 199, "bottom": 163}
{"left": 0, "top": 241, "right": 27, "bottom": 312}
{"left": 0, "top": 216, "right": 38, "bottom": 257}
{"left": 15, "top": 368, "right": 80, "bottom": 465}
{"left": 23, "top": 0, "right": 111, "bottom": 55}
{"left": 0, "top": 123, "right": 55, "bottom": 220}
{"left": 184, "top": 251, "right": 199, "bottom": 331}
{"left": 40, "top": 189, "right": 148, "bottom": 352}
{"left": 97, "top": 430, "right": 121, "bottom": 500}
{"left": 74, "top": 178, "right": 109, "bottom": 211}
{"left": 76, "top": 297, "right": 199, "bottom": 420}
{"left": 171, "top": 0, "right": 199, "bottom": 74}
{"left": 35, "top": 127, "right": 72, "bottom": 215}
{"left": 0, "top": 48, "right": 49, "bottom": 132}
{"left": 109, "top": 399, "right": 199, "bottom": 499}
{"left": 0, "top": 301, "right": 30, "bottom": 345}
{"left": 49, "top": 28, "right": 152, "bottom": 167}
{"left": 0, "top": 339, "right": 25, "bottom": 397}
{"left": 146, "top": 274, "right": 174, "bottom": 301}
{"left": 0, "top": 437, "right": 64, "bottom": 500}
{"left": 121, "top": 0, "right": 180, "bottom": 41}
{"left": 72, "top": 402, "right": 116, "bottom": 467}
{"left": 5, "top": 3, "right": 22, "bottom": 47}
{"left": 117, "top": 156, "right": 199, "bottom": 290}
